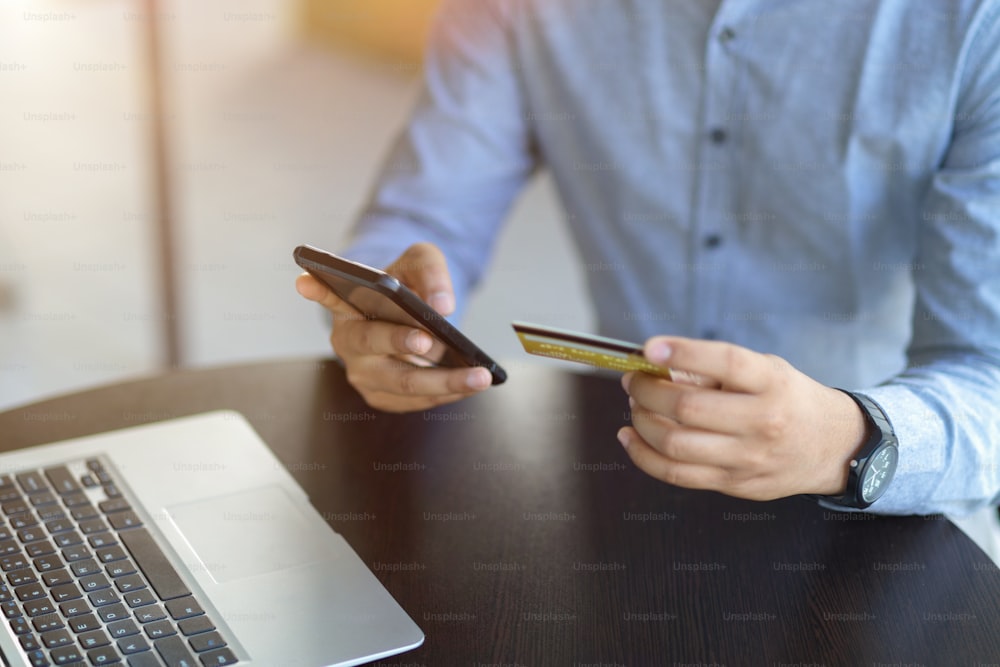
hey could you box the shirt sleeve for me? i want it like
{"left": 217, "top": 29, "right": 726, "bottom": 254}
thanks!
{"left": 340, "top": 0, "right": 536, "bottom": 319}
{"left": 861, "top": 6, "right": 1000, "bottom": 516}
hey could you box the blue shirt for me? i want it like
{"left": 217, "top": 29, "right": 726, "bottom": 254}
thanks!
{"left": 344, "top": 0, "right": 1000, "bottom": 516}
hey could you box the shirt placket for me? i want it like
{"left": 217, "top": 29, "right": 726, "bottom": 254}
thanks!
{"left": 689, "top": 5, "right": 744, "bottom": 341}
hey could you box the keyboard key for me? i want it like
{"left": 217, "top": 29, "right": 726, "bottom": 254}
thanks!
{"left": 18, "top": 526, "right": 46, "bottom": 542}
{"left": 19, "top": 632, "right": 41, "bottom": 650}
{"left": 79, "top": 573, "right": 112, "bottom": 593}
{"left": 9, "top": 567, "right": 39, "bottom": 586}
{"left": 166, "top": 597, "right": 203, "bottom": 621}
{"left": 33, "top": 554, "right": 63, "bottom": 572}
{"left": 24, "top": 597, "right": 55, "bottom": 617}
{"left": 9, "top": 512, "right": 38, "bottom": 530}
{"left": 79, "top": 518, "right": 110, "bottom": 535}
{"left": 16, "top": 472, "right": 49, "bottom": 495}
{"left": 59, "top": 600, "right": 89, "bottom": 617}
{"left": 37, "top": 506, "right": 66, "bottom": 522}
{"left": 31, "top": 612, "right": 64, "bottom": 633}
{"left": 118, "top": 634, "right": 150, "bottom": 654}
{"left": 0, "top": 539, "right": 20, "bottom": 556}
{"left": 1, "top": 599, "right": 20, "bottom": 618}
{"left": 15, "top": 582, "right": 47, "bottom": 602}
{"left": 46, "top": 518, "right": 74, "bottom": 535}
{"left": 26, "top": 649, "right": 49, "bottom": 667}
{"left": 71, "top": 559, "right": 101, "bottom": 577}
{"left": 28, "top": 492, "right": 57, "bottom": 507}
{"left": 43, "top": 466, "right": 82, "bottom": 495}
{"left": 114, "top": 574, "right": 144, "bottom": 593}
{"left": 107, "top": 560, "right": 138, "bottom": 579}
{"left": 54, "top": 530, "right": 83, "bottom": 548}
{"left": 43, "top": 568, "right": 74, "bottom": 587}
{"left": 10, "top": 616, "right": 31, "bottom": 634}
{"left": 144, "top": 619, "right": 176, "bottom": 640}
{"left": 68, "top": 612, "right": 102, "bottom": 634}
{"left": 41, "top": 627, "right": 74, "bottom": 648}
{"left": 188, "top": 631, "right": 225, "bottom": 653}
{"left": 103, "top": 484, "right": 122, "bottom": 499}
{"left": 97, "top": 546, "right": 128, "bottom": 564}
{"left": 198, "top": 647, "right": 237, "bottom": 666}
{"left": 119, "top": 528, "right": 191, "bottom": 601}
{"left": 50, "top": 582, "right": 82, "bottom": 603}
{"left": 134, "top": 605, "right": 166, "bottom": 624}
{"left": 87, "top": 645, "right": 121, "bottom": 665}
{"left": 51, "top": 645, "right": 85, "bottom": 665}
{"left": 63, "top": 492, "right": 90, "bottom": 508}
{"left": 124, "top": 589, "right": 156, "bottom": 609}
{"left": 1, "top": 554, "right": 28, "bottom": 571}
{"left": 26, "top": 539, "right": 56, "bottom": 557}
{"left": 78, "top": 628, "right": 111, "bottom": 649}
{"left": 154, "top": 635, "right": 198, "bottom": 667}
{"left": 62, "top": 544, "right": 92, "bottom": 562}
{"left": 71, "top": 505, "right": 100, "bottom": 521}
{"left": 0, "top": 582, "right": 9, "bottom": 602}
{"left": 108, "top": 618, "right": 140, "bottom": 639}
{"left": 2, "top": 500, "right": 30, "bottom": 516}
{"left": 97, "top": 603, "right": 129, "bottom": 624}
{"left": 99, "top": 499, "right": 131, "bottom": 514}
{"left": 88, "top": 588, "right": 120, "bottom": 607}
{"left": 108, "top": 512, "right": 142, "bottom": 531}
{"left": 89, "top": 533, "right": 118, "bottom": 549}
{"left": 177, "top": 616, "right": 214, "bottom": 637}
{"left": 126, "top": 651, "right": 162, "bottom": 667}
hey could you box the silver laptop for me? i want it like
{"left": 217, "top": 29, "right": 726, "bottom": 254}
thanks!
{"left": 0, "top": 410, "right": 424, "bottom": 667}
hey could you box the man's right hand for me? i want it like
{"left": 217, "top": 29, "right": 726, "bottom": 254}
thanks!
{"left": 295, "top": 242, "right": 493, "bottom": 413}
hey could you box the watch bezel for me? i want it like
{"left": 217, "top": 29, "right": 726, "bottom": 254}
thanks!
{"left": 825, "top": 390, "right": 898, "bottom": 510}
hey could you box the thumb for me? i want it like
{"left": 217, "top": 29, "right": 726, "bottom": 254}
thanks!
{"left": 388, "top": 243, "right": 455, "bottom": 316}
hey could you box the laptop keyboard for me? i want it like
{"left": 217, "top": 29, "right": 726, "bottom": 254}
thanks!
{"left": 0, "top": 459, "right": 238, "bottom": 666}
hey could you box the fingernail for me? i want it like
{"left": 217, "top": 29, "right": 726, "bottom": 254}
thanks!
{"left": 406, "top": 330, "right": 432, "bottom": 354}
{"left": 467, "top": 368, "right": 491, "bottom": 389}
{"left": 628, "top": 397, "right": 636, "bottom": 409}
{"left": 428, "top": 291, "right": 454, "bottom": 315}
{"left": 646, "top": 341, "right": 672, "bottom": 364}
{"left": 621, "top": 372, "right": 633, "bottom": 392}
{"left": 617, "top": 428, "right": 631, "bottom": 449}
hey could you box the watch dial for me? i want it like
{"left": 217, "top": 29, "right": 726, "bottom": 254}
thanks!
{"left": 861, "top": 446, "right": 898, "bottom": 504}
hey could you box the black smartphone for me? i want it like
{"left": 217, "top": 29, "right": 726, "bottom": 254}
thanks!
{"left": 294, "top": 244, "right": 507, "bottom": 385}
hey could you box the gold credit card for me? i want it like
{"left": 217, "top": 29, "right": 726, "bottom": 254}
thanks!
{"left": 512, "top": 321, "right": 672, "bottom": 379}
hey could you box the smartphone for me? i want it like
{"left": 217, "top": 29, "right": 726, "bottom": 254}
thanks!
{"left": 294, "top": 244, "right": 507, "bottom": 385}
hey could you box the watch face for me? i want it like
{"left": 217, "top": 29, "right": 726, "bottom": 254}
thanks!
{"left": 861, "top": 445, "right": 898, "bottom": 504}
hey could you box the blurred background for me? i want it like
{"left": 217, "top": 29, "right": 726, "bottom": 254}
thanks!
{"left": 0, "top": 0, "right": 592, "bottom": 411}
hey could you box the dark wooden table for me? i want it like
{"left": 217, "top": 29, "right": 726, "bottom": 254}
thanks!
{"left": 2, "top": 359, "right": 998, "bottom": 665}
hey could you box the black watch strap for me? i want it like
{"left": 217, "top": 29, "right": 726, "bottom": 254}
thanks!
{"left": 817, "top": 389, "right": 897, "bottom": 509}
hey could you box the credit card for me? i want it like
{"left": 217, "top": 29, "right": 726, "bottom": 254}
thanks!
{"left": 512, "top": 321, "right": 672, "bottom": 379}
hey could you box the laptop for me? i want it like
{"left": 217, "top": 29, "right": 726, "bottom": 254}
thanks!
{"left": 0, "top": 410, "right": 424, "bottom": 667}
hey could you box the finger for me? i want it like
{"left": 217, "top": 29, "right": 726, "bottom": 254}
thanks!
{"left": 295, "top": 272, "right": 358, "bottom": 316}
{"left": 617, "top": 426, "right": 729, "bottom": 491}
{"left": 629, "top": 401, "right": 744, "bottom": 468}
{"left": 388, "top": 243, "right": 455, "bottom": 315}
{"left": 334, "top": 318, "right": 436, "bottom": 358}
{"left": 627, "top": 373, "right": 761, "bottom": 435}
{"left": 643, "top": 336, "right": 774, "bottom": 394}
{"left": 362, "top": 389, "right": 482, "bottom": 414}
{"left": 350, "top": 355, "right": 492, "bottom": 397}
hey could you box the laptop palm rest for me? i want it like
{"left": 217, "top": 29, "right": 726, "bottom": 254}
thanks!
{"left": 166, "top": 485, "right": 336, "bottom": 584}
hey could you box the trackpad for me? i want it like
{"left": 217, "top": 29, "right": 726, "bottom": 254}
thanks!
{"left": 166, "top": 486, "right": 335, "bottom": 584}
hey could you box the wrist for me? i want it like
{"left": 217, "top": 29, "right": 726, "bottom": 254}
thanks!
{"left": 814, "top": 387, "right": 869, "bottom": 496}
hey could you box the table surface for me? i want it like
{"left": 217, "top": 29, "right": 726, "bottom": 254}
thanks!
{"left": 1, "top": 358, "right": 998, "bottom": 665}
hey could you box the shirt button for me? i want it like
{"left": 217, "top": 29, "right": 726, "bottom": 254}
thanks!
{"left": 709, "top": 127, "right": 727, "bottom": 144}
{"left": 704, "top": 234, "right": 723, "bottom": 249}
{"left": 718, "top": 27, "right": 736, "bottom": 43}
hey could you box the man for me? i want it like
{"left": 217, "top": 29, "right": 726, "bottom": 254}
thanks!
{"left": 297, "top": 0, "right": 1000, "bottom": 517}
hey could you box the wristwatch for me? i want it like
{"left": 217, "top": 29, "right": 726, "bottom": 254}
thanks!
{"left": 819, "top": 390, "right": 899, "bottom": 509}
